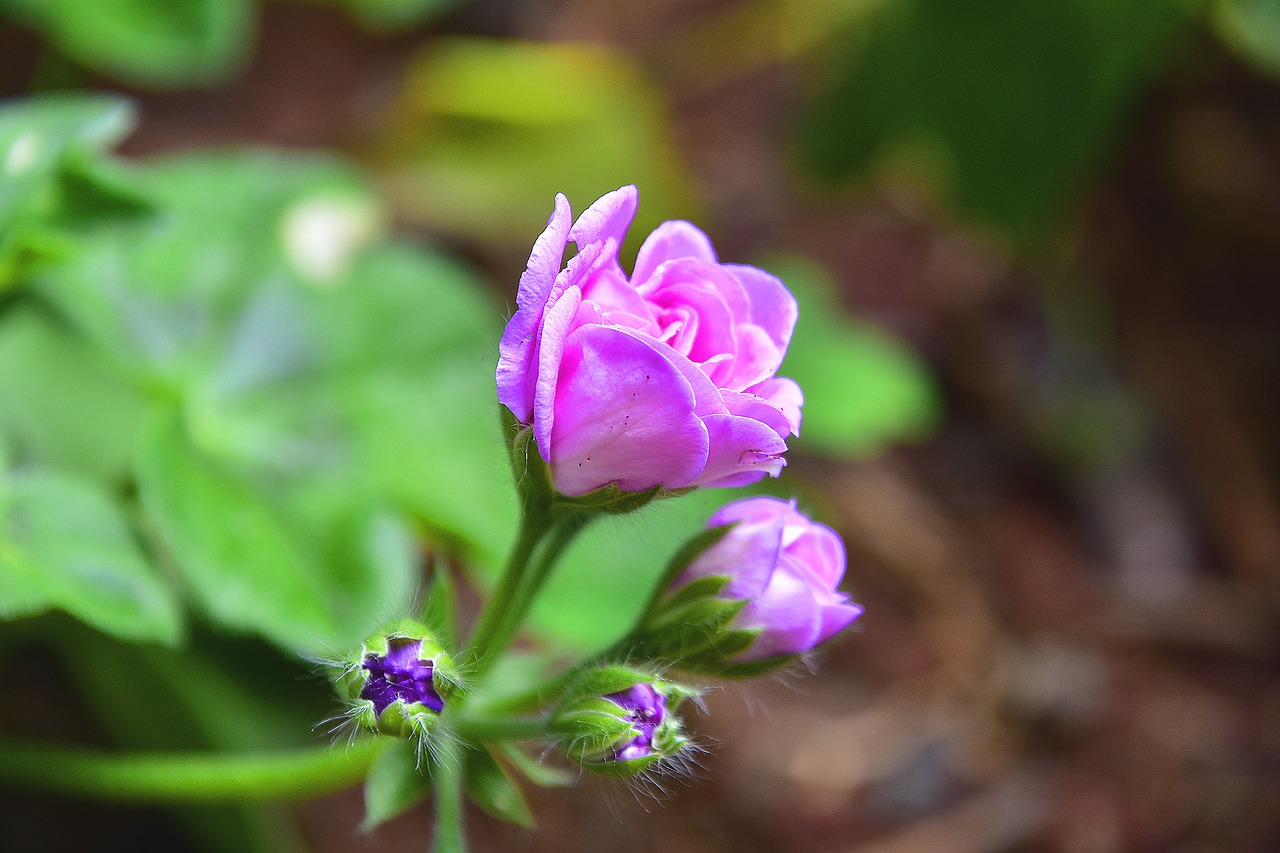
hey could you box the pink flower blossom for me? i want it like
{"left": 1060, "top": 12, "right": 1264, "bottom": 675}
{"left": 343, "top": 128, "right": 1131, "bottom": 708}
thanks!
{"left": 497, "top": 186, "right": 802, "bottom": 496}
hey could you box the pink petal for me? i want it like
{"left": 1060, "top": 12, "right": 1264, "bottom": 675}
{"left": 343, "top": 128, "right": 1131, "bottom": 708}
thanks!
{"left": 633, "top": 220, "right": 718, "bottom": 285}
{"left": 734, "top": 563, "right": 823, "bottom": 661}
{"left": 746, "top": 377, "right": 803, "bottom": 437}
{"left": 724, "top": 263, "right": 798, "bottom": 355}
{"left": 817, "top": 601, "right": 863, "bottom": 646}
{"left": 721, "top": 388, "right": 794, "bottom": 440}
{"left": 784, "top": 523, "right": 846, "bottom": 587}
{"left": 532, "top": 286, "right": 583, "bottom": 462}
{"left": 568, "top": 185, "right": 638, "bottom": 250}
{"left": 497, "top": 194, "right": 573, "bottom": 420}
{"left": 678, "top": 515, "right": 784, "bottom": 600}
{"left": 549, "top": 325, "right": 709, "bottom": 496}
{"left": 693, "top": 413, "right": 787, "bottom": 488}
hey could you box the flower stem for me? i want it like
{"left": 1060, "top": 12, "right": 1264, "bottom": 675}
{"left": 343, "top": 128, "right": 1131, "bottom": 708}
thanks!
{"left": 449, "top": 714, "right": 550, "bottom": 743}
{"left": 465, "top": 507, "right": 548, "bottom": 667}
{"left": 431, "top": 736, "right": 466, "bottom": 853}
{"left": 0, "top": 737, "right": 385, "bottom": 802}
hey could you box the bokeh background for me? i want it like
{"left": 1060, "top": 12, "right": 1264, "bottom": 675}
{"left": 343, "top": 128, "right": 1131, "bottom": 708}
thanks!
{"left": 3, "top": 1, "right": 1280, "bottom": 851}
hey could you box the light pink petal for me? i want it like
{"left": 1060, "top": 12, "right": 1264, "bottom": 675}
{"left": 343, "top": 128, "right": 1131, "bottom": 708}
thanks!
{"left": 579, "top": 265, "right": 658, "bottom": 335}
{"left": 715, "top": 322, "right": 783, "bottom": 391}
{"left": 724, "top": 263, "right": 799, "bottom": 355}
{"left": 633, "top": 220, "right": 718, "bottom": 285}
{"left": 734, "top": 563, "right": 823, "bottom": 661}
{"left": 549, "top": 325, "right": 709, "bottom": 496}
{"left": 642, "top": 261, "right": 741, "bottom": 367}
{"left": 678, "top": 515, "right": 783, "bottom": 600}
{"left": 692, "top": 413, "right": 787, "bottom": 488}
{"left": 817, "top": 601, "right": 863, "bottom": 646}
{"left": 785, "top": 523, "right": 846, "bottom": 587}
{"left": 708, "top": 496, "right": 793, "bottom": 528}
{"left": 746, "top": 377, "right": 803, "bottom": 437}
{"left": 568, "top": 185, "right": 638, "bottom": 250}
{"left": 497, "top": 194, "right": 573, "bottom": 420}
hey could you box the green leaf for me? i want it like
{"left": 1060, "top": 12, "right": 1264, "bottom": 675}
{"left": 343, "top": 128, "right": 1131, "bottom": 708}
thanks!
{"left": 797, "top": 0, "right": 1197, "bottom": 235}
{"left": 0, "top": 94, "right": 140, "bottom": 287}
{"left": 0, "top": 469, "right": 182, "bottom": 644}
{"left": 1213, "top": 0, "right": 1280, "bottom": 78}
{"left": 0, "top": 307, "right": 147, "bottom": 480}
{"left": 2, "top": 0, "right": 254, "bottom": 87}
{"left": 135, "top": 409, "right": 336, "bottom": 652}
{"left": 495, "top": 743, "right": 573, "bottom": 788}
{"left": 773, "top": 255, "right": 941, "bottom": 457}
{"left": 370, "top": 38, "right": 700, "bottom": 250}
{"left": 464, "top": 746, "right": 534, "bottom": 828}
{"left": 363, "top": 739, "right": 431, "bottom": 830}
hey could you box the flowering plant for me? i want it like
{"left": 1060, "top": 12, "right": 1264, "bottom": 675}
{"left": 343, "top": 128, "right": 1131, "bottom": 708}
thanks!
{"left": 0, "top": 112, "right": 863, "bottom": 852}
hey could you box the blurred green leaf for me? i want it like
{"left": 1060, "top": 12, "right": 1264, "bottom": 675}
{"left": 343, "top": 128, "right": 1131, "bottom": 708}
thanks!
{"left": 370, "top": 38, "right": 699, "bottom": 249}
{"left": 0, "top": 307, "right": 147, "bottom": 479}
{"left": 1213, "top": 0, "right": 1280, "bottom": 78}
{"left": 771, "top": 255, "right": 941, "bottom": 457}
{"left": 464, "top": 746, "right": 534, "bottom": 828}
{"left": 363, "top": 739, "right": 431, "bottom": 830}
{"left": 0, "top": 93, "right": 141, "bottom": 287}
{"left": 798, "top": 0, "right": 1196, "bottom": 235}
{"left": 1, "top": 0, "right": 254, "bottom": 88}
{"left": 0, "top": 469, "right": 182, "bottom": 644}
{"left": 528, "top": 489, "right": 745, "bottom": 651}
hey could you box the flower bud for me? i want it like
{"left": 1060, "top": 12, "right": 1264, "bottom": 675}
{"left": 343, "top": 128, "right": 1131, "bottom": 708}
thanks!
{"left": 552, "top": 666, "right": 693, "bottom": 776}
{"left": 331, "top": 620, "right": 459, "bottom": 739}
{"left": 639, "top": 497, "right": 862, "bottom": 676}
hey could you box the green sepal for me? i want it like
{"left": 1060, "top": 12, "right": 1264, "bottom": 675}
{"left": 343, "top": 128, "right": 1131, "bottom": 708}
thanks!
{"left": 362, "top": 739, "right": 431, "bottom": 830}
{"left": 464, "top": 746, "right": 535, "bottom": 827}
{"left": 687, "top": 651, "right": 803, "bottom": 680}
{"left": 504, "top": 414, "right": 554, "bottom": 514}
{"left": 646, "top": 524, "right": 736, "bottom": 605}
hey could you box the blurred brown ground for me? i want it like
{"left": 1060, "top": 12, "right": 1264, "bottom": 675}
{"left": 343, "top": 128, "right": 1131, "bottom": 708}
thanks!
{"left": 5, "top": 1, "right": 1280, "bottom": 851}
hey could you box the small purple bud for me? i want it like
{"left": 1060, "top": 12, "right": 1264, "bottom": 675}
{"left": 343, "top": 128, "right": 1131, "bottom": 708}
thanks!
{"left": 359, "top": 637, "right": 445, "bottom": 715}
{"left": 603, "top": 683, "right": 668, "bottom": 761}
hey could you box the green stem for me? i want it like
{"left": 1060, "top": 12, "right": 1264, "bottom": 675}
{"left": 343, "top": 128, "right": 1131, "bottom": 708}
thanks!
{"left": 465, "top": 507, "right": 547, "bottom": 667}
{"left": 0, "top": 737, "right": 385, "bottom": 802}
{"left": 431, "top": 737, "right": 466, "bottom": 853}
{"left": 467, "top": 514, "right": 588, "bottom": 681}
{"left": 449, "top": 715, "right": 550, "bottom": 743}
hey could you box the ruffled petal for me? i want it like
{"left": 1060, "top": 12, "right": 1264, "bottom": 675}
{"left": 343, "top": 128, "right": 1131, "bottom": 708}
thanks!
{"left": 724, "top": 263, "right": 799, "bottom": 355}
{"left": 746, "top": 377, "right": 803, "bottom": 437}
{"left": 785, "top": 522, "right": 846, "bottom": 587}
{"left": 693, "top": 412, "right": 787, "bottom": 488}
{"left": 678, "top": 514, "right": 784, "bottom": 600}
{"left": 497, "top": 194, "right": 573, "bottom": 420}
{"left": 633, "top": 220, "right": 718, "bottom": 285}
{"left": 568, "top": 185, "right": 638, "bottom": 250}
{"left": 532, "top": 286, "right": 583, "bottom": 461}
{"left": 549, "top": 324, "right": 709, "bottom": 495}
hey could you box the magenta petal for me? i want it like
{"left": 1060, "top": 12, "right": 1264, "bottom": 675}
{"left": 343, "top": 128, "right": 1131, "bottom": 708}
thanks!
{"left": 708, "top": 496, "right": 793, "bottom": 527}
{"left": 568, "top": 185, "right": 638, "bottom": 250}
{"left": 746, "top": 377, "right": 803, "bottom": 437}
{"left": 693, "top": 413, "right": 787, "bottom": 488}
{"left": 549, "top": 325, "right": 709, "bottom": 495}
{"left": 633, "top": 220, "right": 718, "bottom": 285}
{"left": 721, "top": 389, "right": 793, "bottom": 440}
{"left": 532, "top": 286, "right": 583, "bottom": 462}
{"left": 497, "top": 194, "right": 573, "bottom": 421}
{"left": 786, "top": 523, "right": 846, "bottom": 587}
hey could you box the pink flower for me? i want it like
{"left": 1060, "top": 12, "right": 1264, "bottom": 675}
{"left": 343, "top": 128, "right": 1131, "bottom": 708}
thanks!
{"left": 497, "top": 186, "right": 802, "bottom": 496}
{"left": 674, "top": 497, "right": 861, "bottom": 661}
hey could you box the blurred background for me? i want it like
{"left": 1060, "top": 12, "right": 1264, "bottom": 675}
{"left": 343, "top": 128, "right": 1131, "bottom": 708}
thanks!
{"left": 2, "top": 0, "right": 1280, "bottom": 850}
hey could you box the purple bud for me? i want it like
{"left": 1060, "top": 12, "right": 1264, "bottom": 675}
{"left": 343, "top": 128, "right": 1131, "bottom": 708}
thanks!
{"left": 603, "top": 683, "right": 668, "bottom": 761}
{"left": 359, "top": 637, "right": 445, "bottom": 715}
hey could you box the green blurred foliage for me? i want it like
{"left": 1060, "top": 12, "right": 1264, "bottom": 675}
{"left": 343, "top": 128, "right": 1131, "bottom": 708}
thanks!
{"left": 798, "top": 0, "right": 1200, "bottom": 237}
{"left": 772, "top": 255, "right": 941, "bottom": 458}
{"left": 0, "top": 0, "right": 459, "bottom": 89}
{"left": 369, "top": 39, "right": 700, "bottom": 249}
{"left": 1213, "top": 0, "right": 1280, "bottom": 78}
